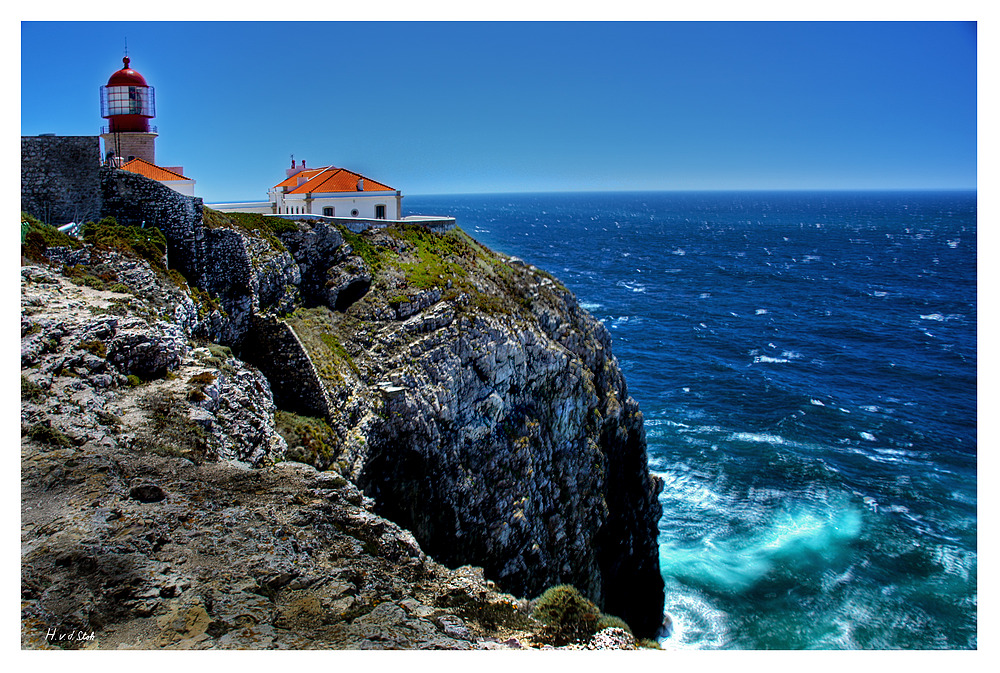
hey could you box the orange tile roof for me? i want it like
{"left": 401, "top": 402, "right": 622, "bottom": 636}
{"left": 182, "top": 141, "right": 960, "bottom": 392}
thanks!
{"left": 120, "top": 158, "right": 190, "bottom": 181}
{"left": 276, "top": 166, "right": 395, "bottom": 194}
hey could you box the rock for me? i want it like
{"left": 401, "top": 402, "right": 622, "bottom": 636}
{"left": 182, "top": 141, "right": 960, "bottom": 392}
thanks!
{"left": 21, "top": 210, "right": 663, "bottom": 648}
{"left": 325, "top": 255, "right": 371, "bottom": 311}
{"left": 107, "top": 325, "right": 186, "bottom": 379}
{"left": 587, "top": 627, "right": 637, "bottom": 650}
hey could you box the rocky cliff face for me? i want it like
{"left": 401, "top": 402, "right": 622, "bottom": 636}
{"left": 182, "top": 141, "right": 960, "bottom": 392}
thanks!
{"left": 21, "top": 198, "right": 665, "bottom": 646}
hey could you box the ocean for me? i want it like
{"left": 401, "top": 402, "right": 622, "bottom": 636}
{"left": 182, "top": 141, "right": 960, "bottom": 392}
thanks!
{"left": 405, "top": 191, "right": 977, "bottom": 650}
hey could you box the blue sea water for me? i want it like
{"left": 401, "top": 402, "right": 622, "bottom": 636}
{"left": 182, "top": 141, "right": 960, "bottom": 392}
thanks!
{"left": 407, "top": 191, "right": 977, "bottom": 650}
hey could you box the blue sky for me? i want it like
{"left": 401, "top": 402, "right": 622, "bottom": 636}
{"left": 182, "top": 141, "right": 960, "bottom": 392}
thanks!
{"left": 20, "top": 20, "right": 977, "bottom": 201}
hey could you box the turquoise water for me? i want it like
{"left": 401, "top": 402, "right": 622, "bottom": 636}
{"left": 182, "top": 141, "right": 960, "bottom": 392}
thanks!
{"left": 408, "top": 191, "right": 977, "bottom": 649}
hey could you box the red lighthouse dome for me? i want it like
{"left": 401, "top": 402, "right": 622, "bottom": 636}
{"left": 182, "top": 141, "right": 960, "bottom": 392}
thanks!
{"left": 100, "top": 56, "right": 155, "bottom": 133}
{"left": 106, "top": 56, "right": 149, "bottom": 87}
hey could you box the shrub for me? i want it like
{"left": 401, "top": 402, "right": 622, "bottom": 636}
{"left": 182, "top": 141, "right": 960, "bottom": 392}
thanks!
{"left": 207, "top": 344, "right": 232, "bottom": 360}
{"left": 78, "top": 340, "right": 107, "bottom": 358}
{"left": 21, "top": 376, "right": 47, "bottom": 403}
{"left": 637, "top": 638, "right": 662, "bottom": 649}
{"left": 275, "top": 410, "right": 340, "bottom": 470}
{"left": 25, "top": 423, "right": 73, "bottom": 447}
{"left": 21, "top": 213, "right": 81, "bottom": 261}
{"left": 531, "top": 584, "right": 601, "bottom": 645}
{"left": 81, "top": 217, "right": 168, "bottom": 269}
{"left": 126, "top": 374, "right": 143, "bottom": 388}
{"left": 596, "top": 614, "right": 632, "bottom": 635}
{"left": 188, "top": 372, "right": 216, "bottom": 385}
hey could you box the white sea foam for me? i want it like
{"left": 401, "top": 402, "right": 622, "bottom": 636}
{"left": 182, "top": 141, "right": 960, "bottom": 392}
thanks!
{"left": 753, "top": 355, "right": 790, "bottom": 364}
{"left": 755, "top": 308, "right": 769, "bottom": 315}
{"left": 579, "top": 302, "right": 602, "bottom": 311}
{"left": 615, "top": 280, "right": 647, "bottom": 293}
{"left": 660, "top": 503, "right": 864, "bottom": 595}
{"left": 728, "top": 431, "right": 787, "bottom": 445}
{"left": 810, "top": 399, "right": 826, "bottom": 406}
{"left": 860, "top": 431, "right": 877, "bottom": 441}
{"left": 658, "top": 589, "right": 731, "bottom": 650}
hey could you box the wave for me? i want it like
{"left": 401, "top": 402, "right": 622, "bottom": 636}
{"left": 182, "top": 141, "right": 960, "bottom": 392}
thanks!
{"left": 659, "top": 503, "right": 864, "bottom": 593}
{"left": 658, "top": 584, "right": 731, "bottom": 649}
{"left": 615, "top": 280, "right": 647, "bottom": 293}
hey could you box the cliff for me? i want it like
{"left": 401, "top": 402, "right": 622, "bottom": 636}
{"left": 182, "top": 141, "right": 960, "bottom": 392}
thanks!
{"left": 20, "top": 176, "right": 664, "bottom": 647}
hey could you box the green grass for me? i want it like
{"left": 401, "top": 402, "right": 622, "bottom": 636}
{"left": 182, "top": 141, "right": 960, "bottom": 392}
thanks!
{"left": 336, "top": 225, "right": 391, "bottom": 273}
{"left": 387, "top": 224, "right": 471, "bottom": 291}
{"left": 274, "top": 410, "right": 341, "bottom": 470}
{"left": 320, "top": 333, "right": 359, "bottom": 376}
{"left": 202, "top": 208, "right": 297, "bottom": 251}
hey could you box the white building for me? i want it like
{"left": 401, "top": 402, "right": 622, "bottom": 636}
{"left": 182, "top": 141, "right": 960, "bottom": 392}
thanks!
{"left": 211, "top": 160, "right": 401, "bottom": 218}
{"left": 210, "top": 159, "right": 456, "bottom": 232}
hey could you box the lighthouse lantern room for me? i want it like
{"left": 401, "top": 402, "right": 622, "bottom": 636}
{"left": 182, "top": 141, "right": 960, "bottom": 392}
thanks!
{"left": 100, "top": 56, "right": 157, "bottom": 165}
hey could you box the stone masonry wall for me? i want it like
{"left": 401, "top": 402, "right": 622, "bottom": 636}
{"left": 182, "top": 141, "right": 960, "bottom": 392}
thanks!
{"left": 21, "top": 136, "right": 102, "bottom": 226}
{"left": 100, "top": 166, "right": 204, "bottom": 281}
{"left": 239, "top": 314, "right": 333, "bottom": 419}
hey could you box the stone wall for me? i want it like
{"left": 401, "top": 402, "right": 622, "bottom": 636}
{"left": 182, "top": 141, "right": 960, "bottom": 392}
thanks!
{"left": 99, "top": 166, "right": 204, "bottom": 281}
{"left": 21, "top": 136, "right": 102, "bottom": 226}
{"left": 239, "top": 314, "right": 332, "bottom": 419}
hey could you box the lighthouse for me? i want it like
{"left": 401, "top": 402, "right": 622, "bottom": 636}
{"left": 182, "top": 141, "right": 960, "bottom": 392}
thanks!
{"left": 99, "top": 56, "right": 157, "bottom": 165}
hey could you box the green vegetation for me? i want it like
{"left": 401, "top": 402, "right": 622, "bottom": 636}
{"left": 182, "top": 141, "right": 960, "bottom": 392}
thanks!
{"left": 167, "top": 268, "right": 223, "bottom": 318}
{"left": 388, "top": 224, "right": 470, "bottom": 291}
{"left": 192, "top": 343, "right": 233, "bottom": 369}
{"left": 202, "top": 208, "right": 297, "bottom": 251}
{"left": 337, "top": 223, "right": 536, "bottom": 317}
{"left": 21, "top": 213, "right": 81, "bottom": 262}
{"left": 596, "top": 614, "right": 632, "bottom": 635}
{"left": 24, "top": 422, "right": 73, "bottom": 447}
{"left": 81, "top": 217, "right": 168, "bottom": 269}
{"left": 275, "top": 410, "right": 341, "bottom": 470}
{"left": 78, "top": 339, "right": 107, "bottom": 358}
{"left": 530, "top": 584, "right": 635, "bottom": 645}
{"left": 286, "top": 305, "right": 358, "bottom": 385}
{"left": 320, "top": 332, "right": 359, "bottom": 376}
{"left": 531, "top": 584, "right": 601, "bottom": 645}
{"left": 21, "top": 376, "right": 47, "bottom": 403}
{"left": 337, "top": 225, "right": 387, "bottom": 273}
{"left": 126, "top": 374, "right": 143, "bottom": 388}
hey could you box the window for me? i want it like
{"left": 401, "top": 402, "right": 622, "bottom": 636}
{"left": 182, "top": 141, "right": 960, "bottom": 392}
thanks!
{"left": 323, "top": 207, "right": 334, "bottom": 217}
{"left": 375, "top": 204, "right": 386, "bottom": 220}
{"left": 351, "top": 209, "right": 360, "bottom": 217}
